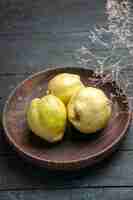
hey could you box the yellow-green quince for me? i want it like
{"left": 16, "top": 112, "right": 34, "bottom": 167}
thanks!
{"left": 68, "top": 87, "right": 112, "bottom": 134}
{"left": 27, "top": 94, "right": 67, "bottom": 143}
{"left": 48, "top": 73, "right": 84, "bottom": 105}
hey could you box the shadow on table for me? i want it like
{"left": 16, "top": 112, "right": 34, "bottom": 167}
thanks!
{"left": 3, "top": 146, "right": 122, "bottom": 189}
{"left": 0, "top": 124, "right": 127, "bottom": 189}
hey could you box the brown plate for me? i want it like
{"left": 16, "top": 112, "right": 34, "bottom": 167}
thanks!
{"left": 2, "top": 66, "right": 132, "bottom": 171}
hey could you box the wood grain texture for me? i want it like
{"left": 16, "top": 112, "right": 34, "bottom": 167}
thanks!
{"left": 0, "top": 0, "right": 133, "bottom": 198}
{"left": 0, "top": 0, "right": 106, "bottom": 34}
{"left": 0, "top": 151, "right": 132, "bottom": 190}
{"left": 0, "top": 0, "right": 107, "bottom": 73}
{"left": 0, "top": 188, "right": 133, "bottom": 200}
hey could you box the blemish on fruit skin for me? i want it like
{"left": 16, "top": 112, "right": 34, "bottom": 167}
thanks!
{"left": 75, "top": 110, "right": 80, "bottom": 121}
{"left": 46, "top": 90, "right": 50, "bottom": 95}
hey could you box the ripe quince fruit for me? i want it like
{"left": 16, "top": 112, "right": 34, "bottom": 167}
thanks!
{"left": 68, "top": 87, "right": 112, "bottom": 133}
{"left": 27, "top": 95, "right": 67, "bottom": 143}
{"left": 48, "top": 73, "right": 84, "bottom": 105}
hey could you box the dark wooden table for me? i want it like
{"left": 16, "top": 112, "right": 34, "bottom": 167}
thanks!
{"left": 0, "top": 0, "right": 133, "bottom": 199}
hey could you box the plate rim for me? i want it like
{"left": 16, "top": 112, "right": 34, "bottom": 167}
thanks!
{"left": 2, "top": 66, "right": 132, "bottom": 168}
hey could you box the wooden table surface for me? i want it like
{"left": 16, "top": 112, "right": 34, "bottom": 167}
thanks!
{"left": 0, "top": 0, "right": 133, "bottom": 199}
